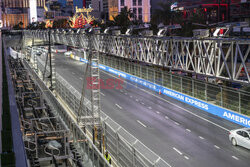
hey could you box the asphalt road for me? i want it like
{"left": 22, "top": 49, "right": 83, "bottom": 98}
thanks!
{"left": 41, "top": 52, "right": 250, "bottom": 167}
{"left": 6, "top": 34, "right": 250, "bottom": 167}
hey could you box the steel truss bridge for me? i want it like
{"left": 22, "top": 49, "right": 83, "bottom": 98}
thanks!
{"left": 23, "top": 30, "right": 250, "bottom": 84}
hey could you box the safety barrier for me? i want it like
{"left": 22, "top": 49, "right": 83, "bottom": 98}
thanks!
{"left": 8, "top": 48, "right": 111, "bottom": 167}
{"left": 73, "top": 55, "right": 250, "bottom": 128}
{"left": 36, "top": 52, "right": 172, "bottom": 167}
{"left": 23, "top": 30, "right": 250, "bottom": 84}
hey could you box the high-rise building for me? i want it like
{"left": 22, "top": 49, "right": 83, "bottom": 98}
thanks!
{"left": 117, "top": 0, "right": 150, "bottom": 22}
{"left": 2, "top": 0, "right": 45, "bottom": 28}
{"left": 175, "top": 0, "right": 250, "bottom": 23}
{"left": 108, "top": 0, "right": 118, "bottom": 20}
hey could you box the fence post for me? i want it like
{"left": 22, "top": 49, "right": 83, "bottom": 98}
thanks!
{"left": 132, "top": 147, "right": 136, "bottom": 167}
{"left": 170, "top": 73, "right": 173, "bottom": 89}
{"left": 153, "top": 69, "right": 156, "bottom": 83}
{"left": 220, "top": 86, "right": 223, "bottom": 107}
{"left": 205, "top": 83, "right": 208, "bottom": 101}
{"left": 239, "top": 92, "right": 241, "bottom": 113}
{"left": 140, "top": 64, "right": 142, "bottom": 78}
{"left": 180, "top": 77, "right": 183, "bottom": 93}
{"left": 116, "top": 133, "right": 119, "bottom": 165}
{"left": 162, "top": 71, "right": 164, "bottom": 86}
{"left": 192, "top": 79, "right": 194, "bottom": 97}
{"left": 146, "top": 67, "right": 149, "bottom": 80}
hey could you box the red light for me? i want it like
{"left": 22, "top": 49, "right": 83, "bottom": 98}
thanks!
{"left": 204, "top": 8, "right": 207, "bottom": 12}
{"left": 220, "top": 29, "right": 224, "bottom": 35}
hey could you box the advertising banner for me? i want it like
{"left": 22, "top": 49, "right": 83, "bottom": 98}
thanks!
{"left": 78, "top": 57, "right": 250, "bottom": 128}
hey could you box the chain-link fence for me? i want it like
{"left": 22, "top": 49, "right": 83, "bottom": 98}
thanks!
{"left": 99, "top": 55, "right": 250, "bottom": 116}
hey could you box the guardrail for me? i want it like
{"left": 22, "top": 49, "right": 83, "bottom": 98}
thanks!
{"left": 97, "top": 54, "right": 250, "bottom": 116}
{"left": 70, "top": 53, "right": 250, "bottom": 128}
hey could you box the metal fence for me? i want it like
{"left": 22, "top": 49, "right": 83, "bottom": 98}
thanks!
{"left": 23, "top": 58, "right": 111, "bottom": 167}
{"left": 10, "top": 47, "right": 111, "bottom": 167}
{"left": 99, "top": 55, "right": 250, "bottom": 116}
{"left": 23, "top": 30, "right": 250, "bottom": 84}
{"left": 35, "top": 55, "right": 171, "bottom": 167}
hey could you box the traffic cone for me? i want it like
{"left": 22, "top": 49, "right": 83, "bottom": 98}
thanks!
{"left": 159, "top": 90, "right": 161, "bottom": 95}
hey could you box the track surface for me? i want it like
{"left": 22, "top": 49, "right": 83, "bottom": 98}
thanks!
{"left": 40, "top": 52, "right": 250, "bottom": 167}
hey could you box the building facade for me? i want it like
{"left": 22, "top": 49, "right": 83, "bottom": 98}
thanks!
{"left": 2, "top": 0, "right": 45, "bottom": 28}
{"left": 176, "top": 0, "right": 250, "bottom": 24}
{"left": 118, "top": 0, "right": 150, "bottom": 22}
{"left": 108, "top": 0, "right": 118, "bottom": 20}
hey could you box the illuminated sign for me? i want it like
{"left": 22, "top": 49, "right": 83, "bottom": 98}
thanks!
{"left": 29, "top": 0, "right": 37, "bottom": 23}
{"left": 45, "top": 20, "right": 53, "bottom": 28}
{"left": 69, "top": 7, "right": 95, "bottom": 28}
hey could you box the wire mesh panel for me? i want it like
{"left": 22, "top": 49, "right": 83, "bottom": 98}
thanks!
{"left": 193, "top": 80, "right": 206, "bottom": 101}
{"left": 172, "top": 75, "right": 181, "bottom": 92}
{"left": 182, "top": 77, "right": 193, "bottom": 96}
{"left": 241, "top": 93, "right": 250, "bottom": 115}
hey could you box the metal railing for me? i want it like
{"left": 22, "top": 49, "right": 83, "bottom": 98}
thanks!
{"left": 10, "top": 48, "right": 111, "bottom": 167}
{"left": 99, "top": 55, "right": 250, "bottom": 116}
{"left": 23, "top": 30, "right": 250, "bottom": 84}
{"left": 36, "top": 54, "right": 171, "bottom": 167}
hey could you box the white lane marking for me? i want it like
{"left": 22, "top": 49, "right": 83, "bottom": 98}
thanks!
{"left": 141, "top": 102, "right": 144, "bottom": 105}
{"left": 136, "top": 99, "right": 139, "bottom": 102}
{"left": 137, "top": 120, "right": 147, "bottom": 128}
{"left": 232, "top": 156, "right": 239, "bottom": 160}
{"left": 102, "top": 71, "right": 230, "bottom": 132}
{"left": 199, "top": 136, "right": 204, "bottom": 140}
{"left": 100, "top": 92, "right": 105, "bottom": 96}
{"left": 120, "top": 90, "right": 123, "bottom": 92}
{"left": 184, "top": 156, "right": 189, "bottom": 160}
{"left": 130, "top": 95, "right": 133, "bottom": 98}
{"left": 80, "top": 77, "right": 83, "bottom": 80}
{"left": 115, "top": 104, "right": 123, "bottom": 109}
{"left": 174, "top": 122, "right": 180, "bottom": 126}
{"left": 148, "top": 106, "right": 152, "bottom": 109}
{"left": 214, "top": 145, "right": 220, "bottom": 149}
{"left": 72, "top": 72, "right": 75, "bottom": 75}
{"left": 156, "top": 111, "right": 160, "bottom": 114}
{"left": 186, "top": 129, "right": 191, "bottom": 132}
{"left": 125, "top": 92, "right": 127, "bottom": 95}
{"left": 173, "top": 147, "right": 183, "bottom": 155}
{"left": 165, "top": 116, "right": 169, "bottom": 119}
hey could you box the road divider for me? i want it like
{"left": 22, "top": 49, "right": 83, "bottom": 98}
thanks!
{"left": 70, "top": 56, "right": 250, "bottom": 128}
